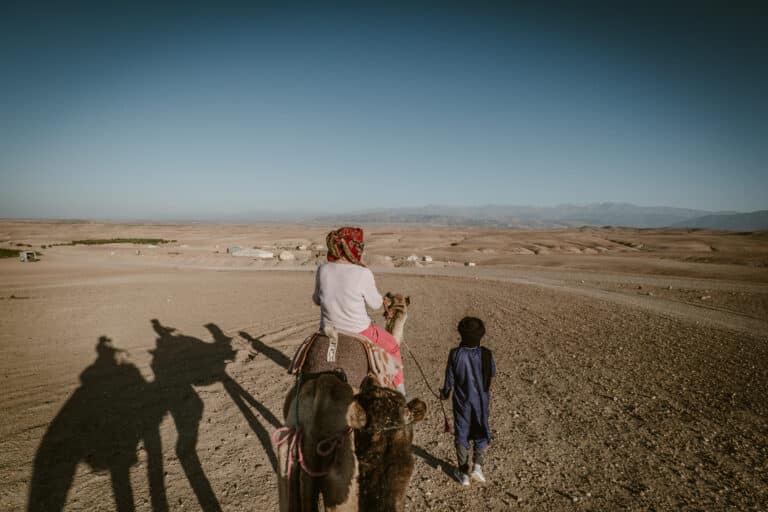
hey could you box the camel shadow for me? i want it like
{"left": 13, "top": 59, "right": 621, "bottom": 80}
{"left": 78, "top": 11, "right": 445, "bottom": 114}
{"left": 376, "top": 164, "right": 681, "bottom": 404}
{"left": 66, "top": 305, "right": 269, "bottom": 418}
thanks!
{"left": 149, "top": 319, "right": 231, "bottom": 512}
{"left": 412, "top": 445, "right": 454, "bottom": 479}
{"left": 29, "top": 321, "right": 284, "bottom": 511}
{"left": 28, "top": 336, "right": 168, "bottom": 512}
{"left": 206, "top": 324, "right": 281, "bottom": 472}
{"left": 238, "top": 330, "right": 291, "bottom": 370}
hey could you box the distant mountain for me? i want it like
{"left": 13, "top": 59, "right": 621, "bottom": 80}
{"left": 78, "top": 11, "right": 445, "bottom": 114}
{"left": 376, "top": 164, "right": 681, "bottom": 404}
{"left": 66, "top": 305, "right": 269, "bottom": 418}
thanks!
{"left": 218, "top": 203, "right": 766, "bottom": 229}
{"left": 6, "top": 203, "right": 762, "bottom": 229}
{"left": 672, "top": 210, "right": 768, "bottom": 231}
{"left": 310, "top": 203, "right": 716, "bottom": 228}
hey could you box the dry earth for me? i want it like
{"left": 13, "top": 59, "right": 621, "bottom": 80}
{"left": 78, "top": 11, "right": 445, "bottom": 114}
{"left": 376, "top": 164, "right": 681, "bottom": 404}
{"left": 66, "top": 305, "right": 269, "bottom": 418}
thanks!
{"left": 1, "top": 222, "right": 767, "bottom": 511}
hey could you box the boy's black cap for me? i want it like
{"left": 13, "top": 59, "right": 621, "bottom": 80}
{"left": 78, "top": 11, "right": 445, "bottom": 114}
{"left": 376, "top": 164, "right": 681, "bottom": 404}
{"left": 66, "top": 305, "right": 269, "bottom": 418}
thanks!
{"left": 458, "top": 316, "right": 485, "bottom": 347}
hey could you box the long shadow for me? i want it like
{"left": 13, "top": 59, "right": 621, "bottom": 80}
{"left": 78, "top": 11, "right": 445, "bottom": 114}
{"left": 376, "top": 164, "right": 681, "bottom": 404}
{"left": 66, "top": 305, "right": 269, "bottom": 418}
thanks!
{"left": 238, "top": 330, "right": 291, "bottom": 370}
{"left": 28, "top": 321, "right": 284, "bottom": 511}
{"left": 205, "top": 324, "right": 280, "bottom": 472}
{"left": 412, "top": 445, "right": 454, "bottom": 479}
{"left": 151, "top": 321, "right": 282, "bottom": 481}
{"left": 150, "top": 319, "right": 233, "bottom": 512}
{"left": 28, "top": 337, "right": 168, "bottom": 512}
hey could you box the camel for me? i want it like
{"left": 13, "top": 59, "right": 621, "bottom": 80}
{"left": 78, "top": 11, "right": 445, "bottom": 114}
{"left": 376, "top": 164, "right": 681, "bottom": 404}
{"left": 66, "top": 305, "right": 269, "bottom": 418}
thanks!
{"left": 382, "top": 292, "right": 410, "bottom": 346}
{"left": 276, "top": 293, "right": 423, "bottom": 512}
{"left": 352, "top": 377, "right": 426, "bottom": 512}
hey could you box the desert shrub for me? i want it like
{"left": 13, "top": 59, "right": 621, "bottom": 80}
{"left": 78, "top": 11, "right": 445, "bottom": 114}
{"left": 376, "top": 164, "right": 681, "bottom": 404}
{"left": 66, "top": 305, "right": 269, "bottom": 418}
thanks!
{"left": 0, "top": 248, "right": 20, "bottom": 258}
{"left": 69, "top": 238, "right": 174, "bottom": 245}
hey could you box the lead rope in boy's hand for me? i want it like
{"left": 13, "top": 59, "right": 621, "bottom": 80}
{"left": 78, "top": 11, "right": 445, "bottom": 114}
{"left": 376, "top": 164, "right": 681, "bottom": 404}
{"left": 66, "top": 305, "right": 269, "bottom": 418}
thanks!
{"left": 382, "top": 295, "right": 450, "bottom": 433}
{"left": 400, "top": 339, "right": 451, "bottom": 433}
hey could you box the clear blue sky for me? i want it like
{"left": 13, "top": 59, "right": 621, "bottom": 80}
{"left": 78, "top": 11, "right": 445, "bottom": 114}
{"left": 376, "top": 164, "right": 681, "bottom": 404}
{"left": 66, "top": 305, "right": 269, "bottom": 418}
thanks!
{"left": 1, "top": 2, "right": 766, "bottom": 219}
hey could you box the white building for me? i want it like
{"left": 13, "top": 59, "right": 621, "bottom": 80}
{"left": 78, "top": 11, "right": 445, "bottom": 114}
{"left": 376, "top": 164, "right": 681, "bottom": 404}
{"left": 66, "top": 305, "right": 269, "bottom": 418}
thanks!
{"left": 229, "top": 247, "right": 274, "bottom": 259}
{"left": 19, "top": 251, "right": 37, "bottom": 262}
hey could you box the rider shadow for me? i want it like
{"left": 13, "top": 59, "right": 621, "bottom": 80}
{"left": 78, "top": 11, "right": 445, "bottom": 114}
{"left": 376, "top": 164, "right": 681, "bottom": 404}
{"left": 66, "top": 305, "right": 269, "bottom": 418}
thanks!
{"left": 28, "top": 322, "right": 282, "bottom": 511}
{"left": 412, "top": 445, "right": 454, "bottom": 479}
{"left": 150, "top": 319, "right": 231, "bottom": 511}
{"left": 238, "top": 330, "right": 291, "bottom": 370}
{"left": 206, "top": 324, "right": 280, "bottom": 472}
{"left": 28, "top": 336, "right": 168, "bottom": 512}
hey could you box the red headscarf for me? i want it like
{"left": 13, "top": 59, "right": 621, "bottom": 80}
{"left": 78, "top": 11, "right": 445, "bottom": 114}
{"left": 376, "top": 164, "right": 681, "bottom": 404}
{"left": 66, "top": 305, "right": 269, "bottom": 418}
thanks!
{"left": 326, "top": 227, "right": 365, "bottom": 266}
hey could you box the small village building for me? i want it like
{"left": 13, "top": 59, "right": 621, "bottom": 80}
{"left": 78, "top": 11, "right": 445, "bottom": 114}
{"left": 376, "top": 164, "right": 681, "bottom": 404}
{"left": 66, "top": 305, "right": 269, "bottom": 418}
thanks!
{"left": 19, "top": 251, "right": 37, "bottom": 262}
{"left": 278, "top": 251, "right": 296, "bottom": 261}
{"left": 228, "top": 247, "right": 274, "bottom": 259}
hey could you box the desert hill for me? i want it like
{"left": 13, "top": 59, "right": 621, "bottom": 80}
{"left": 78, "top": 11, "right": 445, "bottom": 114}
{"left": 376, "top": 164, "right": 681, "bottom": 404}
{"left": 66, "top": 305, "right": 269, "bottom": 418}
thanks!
{"left": 673, "top": 210, "right": 768, "bottom": 231}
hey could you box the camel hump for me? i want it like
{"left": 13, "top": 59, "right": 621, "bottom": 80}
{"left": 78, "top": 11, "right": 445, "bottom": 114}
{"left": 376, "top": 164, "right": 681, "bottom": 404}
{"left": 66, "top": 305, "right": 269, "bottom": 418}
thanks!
{"left": 289, "top": 329, "right": 371, "bottom": 388}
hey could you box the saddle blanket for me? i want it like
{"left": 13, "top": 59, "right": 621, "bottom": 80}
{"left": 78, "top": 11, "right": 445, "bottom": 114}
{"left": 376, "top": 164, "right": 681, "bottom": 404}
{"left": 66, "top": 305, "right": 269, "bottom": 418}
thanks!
{"left": 289, "top": 328, "right": 401, "bottom": 389}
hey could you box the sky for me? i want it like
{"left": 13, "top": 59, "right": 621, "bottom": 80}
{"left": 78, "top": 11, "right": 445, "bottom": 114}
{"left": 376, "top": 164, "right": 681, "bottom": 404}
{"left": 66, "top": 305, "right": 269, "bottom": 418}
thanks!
{"left": 1, "top": 2, "right": 767, "bottom": 220}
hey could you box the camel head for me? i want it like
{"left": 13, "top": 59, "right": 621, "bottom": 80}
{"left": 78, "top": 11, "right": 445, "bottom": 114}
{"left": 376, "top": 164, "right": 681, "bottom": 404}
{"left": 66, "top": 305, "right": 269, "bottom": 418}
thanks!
{"left": 383, "top": 292, "right": 410, "bottom": 344}
{"left": 347, "top": 376, "right": 426, "bottom": 433}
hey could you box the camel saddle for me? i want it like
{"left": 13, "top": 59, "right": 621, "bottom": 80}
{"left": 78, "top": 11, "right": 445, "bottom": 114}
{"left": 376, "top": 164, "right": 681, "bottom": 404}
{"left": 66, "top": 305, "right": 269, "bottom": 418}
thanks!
{"left": 289, "top": 327, "right": 401, "bottom": 389}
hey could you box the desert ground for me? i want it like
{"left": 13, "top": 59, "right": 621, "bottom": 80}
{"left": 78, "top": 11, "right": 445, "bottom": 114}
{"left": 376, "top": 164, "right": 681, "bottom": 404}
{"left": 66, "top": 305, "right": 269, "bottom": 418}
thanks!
{"left": 1, "top": 221, "right": 767, "bottom": 511}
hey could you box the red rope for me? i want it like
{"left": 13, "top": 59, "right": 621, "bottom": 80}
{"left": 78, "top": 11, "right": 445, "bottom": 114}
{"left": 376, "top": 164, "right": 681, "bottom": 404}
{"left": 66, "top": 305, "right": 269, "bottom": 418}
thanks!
{"left": 272, "top": 425, "right": 353, "bottom": 480}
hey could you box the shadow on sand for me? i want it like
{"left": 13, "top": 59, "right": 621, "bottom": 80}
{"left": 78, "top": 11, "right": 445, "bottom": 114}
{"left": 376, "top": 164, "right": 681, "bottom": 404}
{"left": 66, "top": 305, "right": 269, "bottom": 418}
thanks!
{"left": 207, "top": 324, "right": 282, "bottom": 472}
{"left": 238, "top": 330, "right": 291, "bottom": 370}
{"left": 28, "top": 319, "right": 284, "bottom": 511}
{"left": 148, "top": 319, "right": 232, "bottom": 511}
{"left": 28, "top": 336, "right": 167, "bottom": 512}
{"left": 412, "top": 445, "right": 454, "bottom": 479}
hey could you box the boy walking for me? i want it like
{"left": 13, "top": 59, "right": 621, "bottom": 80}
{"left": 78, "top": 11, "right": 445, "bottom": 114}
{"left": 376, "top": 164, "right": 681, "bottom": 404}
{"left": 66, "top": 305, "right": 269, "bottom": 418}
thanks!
{"left": 440, "top": 317, "right": 496, "bottom": 486}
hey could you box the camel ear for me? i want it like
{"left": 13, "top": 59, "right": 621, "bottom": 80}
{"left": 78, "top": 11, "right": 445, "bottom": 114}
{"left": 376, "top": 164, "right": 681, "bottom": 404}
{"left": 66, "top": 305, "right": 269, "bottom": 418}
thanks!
{"left": 405, "top": 296, "right": 411, "bottom": 306}
{"left": 360, "top": 375, "right": 377, "bottom": 393}
{"left": 406, "top": 398, "right": 427, "bottom": 423}
{"left": 346, "top": 400, "right": 367, "bottom": 429}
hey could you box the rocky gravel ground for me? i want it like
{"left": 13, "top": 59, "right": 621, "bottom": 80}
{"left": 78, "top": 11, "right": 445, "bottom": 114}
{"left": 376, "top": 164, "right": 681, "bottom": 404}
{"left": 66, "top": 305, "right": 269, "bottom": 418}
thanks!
{"left": 2, "top": 245, "right": 767, "bottom": 511}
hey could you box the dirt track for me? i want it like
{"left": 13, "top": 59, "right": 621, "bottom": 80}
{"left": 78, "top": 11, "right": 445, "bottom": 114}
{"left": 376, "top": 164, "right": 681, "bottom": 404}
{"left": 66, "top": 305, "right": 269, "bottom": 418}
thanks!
{"left": 1, "top": 224, "right": 767, "bottom": 511}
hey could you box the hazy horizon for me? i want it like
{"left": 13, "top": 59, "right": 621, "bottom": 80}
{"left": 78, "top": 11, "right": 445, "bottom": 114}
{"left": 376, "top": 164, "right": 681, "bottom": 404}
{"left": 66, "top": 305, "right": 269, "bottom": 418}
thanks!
{"left": 0, "top": 201, "right": 762, "bottom": 225}
{"left": 2, "top": 3, "right": 767, "bottom": 219}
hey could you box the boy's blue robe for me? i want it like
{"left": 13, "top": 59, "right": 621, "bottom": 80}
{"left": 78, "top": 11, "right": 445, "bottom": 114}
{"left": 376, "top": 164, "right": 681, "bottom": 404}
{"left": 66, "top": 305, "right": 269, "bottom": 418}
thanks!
{"left": 440, "top": 346, "right": 496, "bottom": 449}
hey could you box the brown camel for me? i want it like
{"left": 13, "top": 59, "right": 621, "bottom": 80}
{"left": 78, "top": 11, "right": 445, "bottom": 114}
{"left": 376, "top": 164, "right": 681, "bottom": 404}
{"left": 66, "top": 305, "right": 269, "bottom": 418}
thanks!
{"left": 277, "top": 293, "right": 423, "bottom": 512}
{"left": 352, "top": 377, "right": 426, "bottom": 512}
{"left": 277, "top": 375, "right": 426, "bottom": 512}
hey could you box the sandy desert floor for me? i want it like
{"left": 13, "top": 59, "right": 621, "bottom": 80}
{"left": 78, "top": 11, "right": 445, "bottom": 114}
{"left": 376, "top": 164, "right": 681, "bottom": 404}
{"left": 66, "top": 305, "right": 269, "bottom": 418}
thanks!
{"left": 1, "top": 222, "right": 767, "bottom": 511}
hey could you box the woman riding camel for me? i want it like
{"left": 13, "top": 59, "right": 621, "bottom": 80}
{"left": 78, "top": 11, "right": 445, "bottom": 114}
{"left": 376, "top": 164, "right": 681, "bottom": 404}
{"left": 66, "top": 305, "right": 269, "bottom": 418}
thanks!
{"left": 312, "top": 227, "right": 405, "bottom": 395}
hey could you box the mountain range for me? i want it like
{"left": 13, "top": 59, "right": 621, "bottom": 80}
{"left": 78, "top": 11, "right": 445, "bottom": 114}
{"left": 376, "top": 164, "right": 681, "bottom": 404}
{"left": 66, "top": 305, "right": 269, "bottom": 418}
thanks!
{"left": 190, "top": 203, "right": 768, "bottom": 231}
{"left": 295, "top": 203, "right": 766, "bottom": 231}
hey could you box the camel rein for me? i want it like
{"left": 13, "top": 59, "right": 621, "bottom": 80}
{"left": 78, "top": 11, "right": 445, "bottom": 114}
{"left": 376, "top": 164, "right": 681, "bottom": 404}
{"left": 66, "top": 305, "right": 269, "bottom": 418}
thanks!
{"left": 399, "top": 338, "right": 452, "bottom": 433}
{"left": 383, "top": 299, "right": 452, "bottom": 433}
{"left": 274, "top": 373, "right": 353, "bottom": 481}
{"left": 272, "top": 424, "right": 353, "bottom": 478}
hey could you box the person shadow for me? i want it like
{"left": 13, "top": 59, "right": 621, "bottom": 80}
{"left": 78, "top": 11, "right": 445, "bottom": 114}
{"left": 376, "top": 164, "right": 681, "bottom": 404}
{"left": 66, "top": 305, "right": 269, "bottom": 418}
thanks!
{"left": 412, "top": 445, "right": 454, "bottom": 479}
{"left": 28, "top": 321, "right": 284, "bottom": 512}
{"left": 28, "top": 336, "right": 168, "bottom": 512}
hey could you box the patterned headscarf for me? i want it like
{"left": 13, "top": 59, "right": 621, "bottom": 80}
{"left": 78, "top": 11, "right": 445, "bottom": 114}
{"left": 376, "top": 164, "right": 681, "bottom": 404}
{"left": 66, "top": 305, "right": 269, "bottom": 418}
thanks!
{"left": 326, "top": 227, "right": 365, "bottom": 266}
